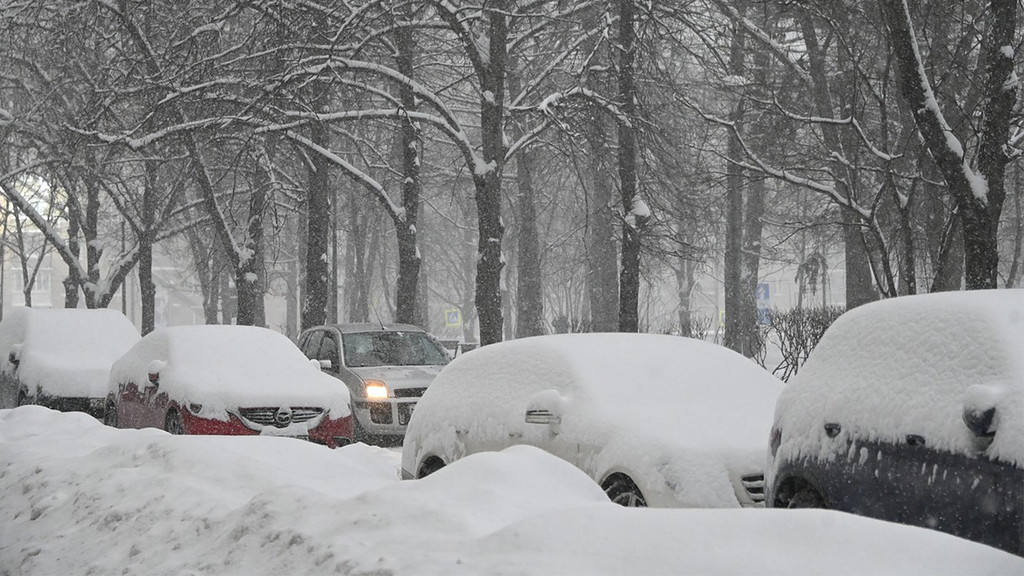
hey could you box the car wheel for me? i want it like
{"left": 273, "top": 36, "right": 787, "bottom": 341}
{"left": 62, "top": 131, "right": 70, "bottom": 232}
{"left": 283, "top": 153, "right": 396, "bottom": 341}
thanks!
{"left": 602, "top": 474, "right": 647, "bottom": 507}
{"left": 165, "top": 410, "right": 184, "bottom": 435}
{"left": 418, "top": 456, "right": 446, "bottom": 478}
{"left": 787, "top": 487, "right": 825, "bottom": 509}
{"left": 103, "top": 401, "right": 118, "bottom": 428}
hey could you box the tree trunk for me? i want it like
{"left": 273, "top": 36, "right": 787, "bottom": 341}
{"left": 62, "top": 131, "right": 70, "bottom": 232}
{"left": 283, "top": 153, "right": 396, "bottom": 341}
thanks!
{"left": 472, "top": 4, "right": 509, "bottom": 346}
{"left": 508, "top": 57, "right": 544, "bottom": 338}
{"left": 582, "top": 6, "right": 619, "bottom": 332}
{"left": 723, "top": 4, "right": 746, "bottom": 352}
{"left": 303, "top": 116, "right": 331, "bottom": 329}
{"left": 883, "top": 0, "right": 1015, "bottom": 289}
{"left": 64, "top": 196, "right": 80, "bottom": 308}
{"left": 675, "top": 260, "right": 696, "bottom": 338}
{"left": 394, "top": 6, "right": 423, "bottom": 327}
{"left": 139, "top": 162, "right": 157, "bottom": 335}
{"left": 801, "top": 11, "right": 877, "bottom": 308}
{"left": 616, "top": 0, "right": 644, "bottom": 333}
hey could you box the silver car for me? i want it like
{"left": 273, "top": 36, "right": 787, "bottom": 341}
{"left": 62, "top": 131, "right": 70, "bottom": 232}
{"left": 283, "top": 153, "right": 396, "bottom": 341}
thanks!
{"left": 298, "top": 323, "right": 449, "bottom": 446}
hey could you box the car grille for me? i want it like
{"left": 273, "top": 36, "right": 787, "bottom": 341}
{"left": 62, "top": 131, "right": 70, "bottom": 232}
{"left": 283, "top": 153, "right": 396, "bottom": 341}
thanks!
{"left": 741, "top": 473, "right": 765, "bottom": 504}
{"left": 238, "top": 407, "right": 324, "bottom": 428}
{"left": 393, "top": 387, "right": 427, "bottom": 398}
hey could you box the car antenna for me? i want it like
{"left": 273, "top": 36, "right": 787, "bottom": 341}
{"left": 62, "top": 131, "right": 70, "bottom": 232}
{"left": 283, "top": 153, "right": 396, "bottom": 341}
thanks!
{"left": 370, "top": 299, "right": 387, "bottom": 331}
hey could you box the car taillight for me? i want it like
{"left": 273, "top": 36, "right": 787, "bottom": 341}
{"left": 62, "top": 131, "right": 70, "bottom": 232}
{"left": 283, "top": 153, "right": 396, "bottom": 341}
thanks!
{"left": 769, "top": 426, "right": 782, "bottom": 458}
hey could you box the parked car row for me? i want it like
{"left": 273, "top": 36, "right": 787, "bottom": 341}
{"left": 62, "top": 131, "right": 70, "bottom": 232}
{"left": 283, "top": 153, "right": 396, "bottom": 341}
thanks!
{"left": 1, "top": 309, "right": 450, "bottom": 450}
{"left": 2, "top": 289, "right": 1020, "bottom": 555}
{"left": 398, "top": 289, "right": 1024, "bottom": 556}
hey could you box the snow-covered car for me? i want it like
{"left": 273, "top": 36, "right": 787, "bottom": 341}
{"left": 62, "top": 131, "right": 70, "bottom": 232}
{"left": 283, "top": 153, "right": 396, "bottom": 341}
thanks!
{"left": 299, "top": 323, "right": 449, "bottom": 446}
{"left": 0, "top": 307, "right": 140, "bottom": 418}
{"left": 106, "top": 325, "right": 352, "bottom": 448}
{"left": 401, "top": 333, "right": 784, "bottom": 507}
{"left": 767, "top": 289, "right": 1024, "bottom": 555}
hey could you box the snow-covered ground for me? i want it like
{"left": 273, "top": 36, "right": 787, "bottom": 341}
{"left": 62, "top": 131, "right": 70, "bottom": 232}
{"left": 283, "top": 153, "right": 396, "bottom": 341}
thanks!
{"left": 1, "top": 407, "right": 1020, "bottom": 576}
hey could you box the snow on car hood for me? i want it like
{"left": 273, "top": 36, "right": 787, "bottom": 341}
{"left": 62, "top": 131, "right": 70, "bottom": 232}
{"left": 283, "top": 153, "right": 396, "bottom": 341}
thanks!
{"left": 348, "top": 364, "right": 442, "bottom": 390}
{"left": 774, "top": 289, "right": 1024, "bottom": 467}
{"left": 109, "top": 326, "right": 350, "bottom": 419}
{"left": 1, "top": 307, "right": 140, "bottom": 398}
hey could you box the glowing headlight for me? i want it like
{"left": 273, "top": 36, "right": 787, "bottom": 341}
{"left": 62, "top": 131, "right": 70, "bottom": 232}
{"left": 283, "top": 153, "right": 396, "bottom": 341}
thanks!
{"left": 364, "top": 380, "right": 389, "bottom": 400}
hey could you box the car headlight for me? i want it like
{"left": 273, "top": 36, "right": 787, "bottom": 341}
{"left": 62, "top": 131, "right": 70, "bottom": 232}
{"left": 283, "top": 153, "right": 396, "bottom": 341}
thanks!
{"left": 364, "top": 380, "right": 389, "bottom": 400}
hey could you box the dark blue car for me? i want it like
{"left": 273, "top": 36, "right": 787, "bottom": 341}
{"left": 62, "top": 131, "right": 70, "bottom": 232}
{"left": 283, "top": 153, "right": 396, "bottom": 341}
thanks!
{"left": 767, "top": 290, "right": 1024, "bottom": 555}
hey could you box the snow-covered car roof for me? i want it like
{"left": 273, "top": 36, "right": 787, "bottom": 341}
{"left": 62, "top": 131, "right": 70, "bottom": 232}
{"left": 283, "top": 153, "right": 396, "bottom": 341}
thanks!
{"left": 0, "top": 307, "right": 140, "bottom": 398}
{"left": 108, "top": 325, "right": 350, "bottom": 417}
{"left": 404, "top": 333, "right": 783, "bottom": 506}
{"left": 776, "top": 289, "right": 1024, "bottom": 465}
{"left": 412, "top": 333, "right": 782, "bottom": 447}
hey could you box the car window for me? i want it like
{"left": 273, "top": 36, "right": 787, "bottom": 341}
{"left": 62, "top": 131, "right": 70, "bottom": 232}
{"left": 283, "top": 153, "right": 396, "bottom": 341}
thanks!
{"left": 301, "top": 331, "right": 322, "bottom": 360}
{"left": 319, "top": 332, "right": 340, "bottom": 367}
{"left": 342, "top": 331, "right": 449, "bottom": 367}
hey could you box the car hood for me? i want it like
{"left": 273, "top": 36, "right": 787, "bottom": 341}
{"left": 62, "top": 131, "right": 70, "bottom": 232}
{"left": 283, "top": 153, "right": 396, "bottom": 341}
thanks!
{"left": 348, "top": 365, "right": 443, "bottom": 391}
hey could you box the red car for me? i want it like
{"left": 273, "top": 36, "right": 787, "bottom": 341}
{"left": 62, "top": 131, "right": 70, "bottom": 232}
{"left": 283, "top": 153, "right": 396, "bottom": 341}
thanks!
{"left": 106, "top": 325, "right": 352, "bottom": 448}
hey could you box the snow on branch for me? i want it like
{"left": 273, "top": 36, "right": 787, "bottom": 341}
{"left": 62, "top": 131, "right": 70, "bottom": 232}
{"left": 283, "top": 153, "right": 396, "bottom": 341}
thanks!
{"left": 885, "top": 0, "right": 987, "bottom": 203}
{"left": 427, "top": 0, "right": 488, "bottom": 78}
{"left": 685, "top": 97, "right": 872, "bottom": 221}
{"left": 767, "top": 96, "right": 900, "bottom": 163}
{"left": 707, "top": 0, "right": 812, "bottom": 87}
{"left": 285, "top": 131, "right": 406, "bottom": 223}
{"left": 534, "top": 86, "right": 632, "bottom": 128}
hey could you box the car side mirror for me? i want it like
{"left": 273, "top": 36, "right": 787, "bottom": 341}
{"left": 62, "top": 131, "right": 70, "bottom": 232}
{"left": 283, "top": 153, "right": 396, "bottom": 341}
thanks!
{"left": 524, "top": 389, "right": 565, "bottom": 431}
{"left": 7, "top": 350, "right": 19, "bottom": 367}
{"left": 525, "top": 408, "right": 561, "bottom": 425}
{"left": 963, "top": 406, "right": 996, "bottom": 438}
{"left": 317, "top": 359, "right": 333, "bottom": 371}
{"left": 963, "top": 384, "right": 1003, "bottom": 443}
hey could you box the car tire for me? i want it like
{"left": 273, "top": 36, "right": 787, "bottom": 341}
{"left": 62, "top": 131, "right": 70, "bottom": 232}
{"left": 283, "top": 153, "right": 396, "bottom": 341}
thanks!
{"left": 165, "top": 410, "right": 184, "bottom": 435}
{"left": 602, "top": 475, "right": 647, "bottom": 507}
{"left": 787, "top": 487, "right": 825, "bottom": 509}
{"left": 418, "top": 456, "right": 446, "bottom": 478}
{"left": 103, "top": 401, "right": 118, "bottom": 428}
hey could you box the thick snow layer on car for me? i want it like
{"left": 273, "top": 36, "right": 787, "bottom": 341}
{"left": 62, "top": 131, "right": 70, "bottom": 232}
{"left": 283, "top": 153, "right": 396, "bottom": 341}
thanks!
{"left": 108, "top": 325, "right": 349, "bottom": 418}
{"left": 403, "top": 333, "right": 783, "bottom": 507}
{"left": 1, "top": 407, "right": 1020, "bottom": 575}
{"left": 0, "top": 307, "right": 139, "bottom": 398}
{"left": 774, "top": 289, "right": 1024, "bottom": 466}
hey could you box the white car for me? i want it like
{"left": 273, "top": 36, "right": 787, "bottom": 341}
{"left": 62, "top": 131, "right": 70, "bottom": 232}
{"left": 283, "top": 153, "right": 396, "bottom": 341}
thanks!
{"left": 0, "top": 307, "right": 140, "bottom": 418}
{"left": 401, "top": 333, "right": 784, "bottom": 507}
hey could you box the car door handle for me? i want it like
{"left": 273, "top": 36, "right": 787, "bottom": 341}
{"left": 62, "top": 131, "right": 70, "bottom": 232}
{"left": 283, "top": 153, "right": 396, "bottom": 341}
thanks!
{"left": 905, "top": 434, "right": 926, "bottom": 447}
{"left": 824, "top": 423, "right": 841, "bottom": 438}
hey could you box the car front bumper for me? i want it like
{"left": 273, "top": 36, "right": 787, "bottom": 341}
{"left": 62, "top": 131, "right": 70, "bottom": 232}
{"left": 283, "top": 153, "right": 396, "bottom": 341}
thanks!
{"left": 353, "top": 398, "right": 419, "bottom": 438}
{"left": 182, "top": 410, "right": 353, "bottom": 449}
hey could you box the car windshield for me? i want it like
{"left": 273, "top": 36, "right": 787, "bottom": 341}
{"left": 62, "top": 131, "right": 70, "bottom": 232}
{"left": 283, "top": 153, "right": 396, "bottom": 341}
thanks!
{"left": 342, "top": 331, "right": 449, "bottom": 367}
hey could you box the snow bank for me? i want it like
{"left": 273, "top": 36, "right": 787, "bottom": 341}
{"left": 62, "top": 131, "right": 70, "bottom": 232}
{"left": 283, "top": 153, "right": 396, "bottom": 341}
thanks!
{"left": 0, "top": 307, "right": 139, "bottom": 398}
{"left": 1, "top": 407, "right": 1019, "bottom": 576}
{"left": 109, "top": 325, "right": 350, "bottom": 419}
{"left": 404, "top": 333, "right": 783, "bottom": 507}
{"left": 774, "top": 290, "right": 1024, "bottom": 466}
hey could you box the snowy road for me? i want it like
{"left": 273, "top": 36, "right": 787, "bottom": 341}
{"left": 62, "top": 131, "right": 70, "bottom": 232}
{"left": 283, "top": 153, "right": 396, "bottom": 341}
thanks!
{"left": 1, "top": 407, "right": 1021, "bottom": 576}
